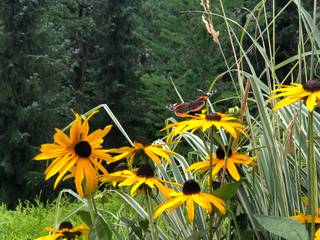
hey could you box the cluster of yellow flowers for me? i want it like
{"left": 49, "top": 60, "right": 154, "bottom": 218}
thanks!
{"left": 34, "top": 104, "right": 255, "bottom": 238}
{"left": 34, "top": 77, "right": 320, "bottom": 239}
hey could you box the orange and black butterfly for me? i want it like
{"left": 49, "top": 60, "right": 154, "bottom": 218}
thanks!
{"left": 167, "top": 91, "right": 214, "bottom": 117}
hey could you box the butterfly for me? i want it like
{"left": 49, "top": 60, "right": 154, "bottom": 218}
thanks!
{"left": 167, "top": 91, "right": 214, "bottom": 117}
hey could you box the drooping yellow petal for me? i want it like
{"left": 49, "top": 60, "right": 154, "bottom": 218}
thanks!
{"left": 227, "top": 160, "right": 240, "bottom": 181}
{"left": 153, "top": 180, "right": 172, "bottom": 199}
{"left": 200, "top": 192, "right": 226, "bottom": 214}
{"left": 45, "top": 154, "right": 74, "bottom": 180}
{"left": 53, "top": 157, "right": 77, "bottom": 189}
{"left": 211, "top": 160, "right": 224, "bottom": 177}
{"left": 89, "top": 157, "right": 108, "bottom": 175}
{"left": 186, "top": 198, "right": 195, "bottom": 223}
{"left": 192, "top": 194, "right": 212, "bottom": 212}
{"left": 147, "top": 146, "right": 172, "bottom": 164}
{"left": 130, "top": 178, "right": 145, "bottom": 196}
{"left": 306, "top": 93, "right": 317, "bottom": 112}
{"left": 74, "top": 159, "right": 85, "bottom": 197}
{"left": 143, "top": 148, "right": 161, "bottom": 164}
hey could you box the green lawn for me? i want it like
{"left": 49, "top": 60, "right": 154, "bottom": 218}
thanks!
{"left": 0, "top": 192, "right": 129, "bottom": 240}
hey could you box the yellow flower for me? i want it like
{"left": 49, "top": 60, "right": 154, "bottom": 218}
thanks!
{"left": 270, "top": 80, "right": 320, "bottom": 112}
{"left": 163, "top": 111, "right": 246, "bottom": 139}
{"left": 35, "top": 221, "right": 89, "bottom": 240}
{"left": 153, "top": 179, "right": 226, "bottom": 223}
{"left": 290, "top": 209, "right": 320, "bottom": 224}
{"left": 106, "top": 141, "right": 176, "bottom": 165}
{"left": 100, "top": 164, "right": 180, "bottom": 199}
{"left": 186, "top": 147, "right": 252, "bottom": 181}
{"left": 34, "top": 111, "right": 113, "bottom": 197}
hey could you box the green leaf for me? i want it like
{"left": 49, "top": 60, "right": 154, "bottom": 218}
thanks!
{"left": 213, "top": 182, "right": 242, "bottom": 201}
{"left": 254, "top": 215, "right": 309, "bottom": 240}
{"left": 77, "top": 210, "right": 92, "bottom": 227}
{"left": 120, "top": 217, "right": 143, "bottom": 239}
{"left": 89, "top": 215, "right": 112, "bottom": 240}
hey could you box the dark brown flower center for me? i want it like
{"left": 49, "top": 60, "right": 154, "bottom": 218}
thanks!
{"left": 182, "top": 179, "right": 201, "bottom": 195}
{"left": 137, "top": 164, "right": 154, "bottom": 178}
{"left": 205, "top": 112, "right": 222, "bottom": 121}
{"left": 216, "top": 147, "right": 232, "bottom": 160}
{"left": 75, "top": 141, "right": 92, "bottom": 157}
{"left": 59, "top": 221, "right": 73, "bottom": 230}
{"left": 302, "top": 80, "right": 320, "bottom": 92}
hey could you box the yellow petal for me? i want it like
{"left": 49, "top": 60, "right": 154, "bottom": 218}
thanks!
{"left": 45, "top": 154, "right": 74, "bottom": 180}
{"left": 153, "top": 196, "right": 186, "bottom": 220}
{"left": 70, "top": 113, "right": 82, "bottom": 143}
{"left": 211, "top": 160, "right": 224, "bottom": 177}
{"left": 54, "top": 128, "right": 71, "bottom": 146}
{"left": 147, "top": 146, "right": 172, "bottom": 164}
{"left": 192, "top": 194, "right": 212, "bottom": 212}
{"left": 186, "top": 198, "right": 195, "bottom": 223}
{"left": 130, "top": 178, "right": 145, "bottom": 196}
{"left": 306, "top": 94, "right": 316, "bottom": 112}
{"left": 143, "top": 148, "right": 161, "bottom": 164}
{"left": 200, "top": 192, "right": 226, "bottom": 214}
{"left": 53, "top": 157, "right": 77, "bottom": 189}
{"left": 74, "top": 159, "right": 85, "bottom": 197}
{"left": 227, "top": 160, "right": 240, "bottom": 181}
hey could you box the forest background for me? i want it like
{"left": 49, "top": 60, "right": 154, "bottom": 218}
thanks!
{"left": 0, "top": 0, "right": 307, "bottom": 208}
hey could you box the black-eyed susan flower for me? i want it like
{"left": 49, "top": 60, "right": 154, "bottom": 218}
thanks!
{"left": 100, "top": 164, "right": 180, "bottom": 199}
{"left": 185, "top": 147, "right": 253, "bottom": 181}
{"left": 153, "top": 179, "right": 226, "bottom": 223}
{"left": 163, "top": 111, "right": 246, "bottom": 139}
{"left": 35, "top": 221, "right": 89, "bottom": 240}
{"left": 34, "top": 111, "right": 113, "bottom": 197}
{"left": 270, "top": 80, "right": 320, "bottom": 112}
{"left": 106, "top": 141, "right": 176, "bottom": 165}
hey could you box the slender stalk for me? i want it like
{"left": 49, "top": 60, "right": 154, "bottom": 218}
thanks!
{"left": 192, "top": 221, "right": 197, "bottom": 240}
{"left": 145, "top": 187, "right": 159, "bottom": 240}
{"left": 86, "top": 193, "right": 97, "bottom": 223}
{"left": 198, "top": 130, "right": 216, "bottom": 240}
{"left": 307, "top": 111, "right": 317, "bottom": 239}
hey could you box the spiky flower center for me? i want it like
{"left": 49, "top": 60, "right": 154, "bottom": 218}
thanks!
{"left": 205, "top": 112, "right": 222, "bottom": 121}
{"left": 75, "top": 141, "right": 92, "bottom": 157}
{"left": 302, "top": 80, "right": 320, "bottom": 92}
{"left": 182, "top": 179, "right": 201, "bottom": 195}
{"left": 216, "top": 147, "right": 232, "bottom": 160}
{"left": 137, "top": 164, "right": 154, "bottom": 178}
{"left": 59, "top": 221, "right": 73, "bottom": 230}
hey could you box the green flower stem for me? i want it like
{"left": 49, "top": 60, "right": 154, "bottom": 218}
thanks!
{"left": 192, "top": 221, "right": 197, "bottom": 240}
{"left": 86, "top": 193, "right": 97, "bottom": 223}
{"left": 144, "top": 187, "right": 159, "bottom": 240}
{"left": 307, "top": 111, "right": 317, "bottom": 239}
{"left": 198, "top": 130, "right": 215, "bottom": 240}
